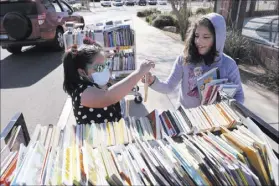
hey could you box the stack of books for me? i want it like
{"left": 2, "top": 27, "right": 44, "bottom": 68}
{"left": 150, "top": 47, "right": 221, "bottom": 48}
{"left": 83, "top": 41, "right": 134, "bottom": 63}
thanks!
{"left": 110, "top": 50, "right": 135, "bottom": 71}
{"left": 197, "top": 67, "right": 239, "bottom": 105}
{"left": 1, "top": 119, "right": 276, "bottom": 186}
{"left": 159, "top": 101, "right": 242, "bottom": 136}
{"left": 103, "top": 25, "right": 134, "bottom": 47}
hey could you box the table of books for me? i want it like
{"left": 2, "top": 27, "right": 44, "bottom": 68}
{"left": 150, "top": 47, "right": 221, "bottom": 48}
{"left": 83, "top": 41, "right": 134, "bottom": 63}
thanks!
{"left": 1, "top": 99, "right": 278, "bottom": 186}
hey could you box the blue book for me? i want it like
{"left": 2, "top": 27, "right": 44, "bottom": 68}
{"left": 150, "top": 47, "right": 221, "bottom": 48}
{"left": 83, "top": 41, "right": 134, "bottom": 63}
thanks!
{"left": 197, "top": 67, "right": 218, "bottom": 99}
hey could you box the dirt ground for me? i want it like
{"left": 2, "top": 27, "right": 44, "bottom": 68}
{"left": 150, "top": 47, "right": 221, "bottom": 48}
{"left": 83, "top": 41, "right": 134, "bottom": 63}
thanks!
{"left": 162, "top": 30, "right": 279, "bottom": 94}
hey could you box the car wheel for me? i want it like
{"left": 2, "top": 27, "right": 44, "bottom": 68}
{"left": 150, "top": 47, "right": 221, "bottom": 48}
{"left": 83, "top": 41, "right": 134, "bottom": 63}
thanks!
{"left": 3, "top": 12, "right": 32, "bottom": 40}
{"left": 52, "top": 28, "right": 64, "bottom": 51}
{"left": 6, "top": 46, "right": 22, "bottom": 54}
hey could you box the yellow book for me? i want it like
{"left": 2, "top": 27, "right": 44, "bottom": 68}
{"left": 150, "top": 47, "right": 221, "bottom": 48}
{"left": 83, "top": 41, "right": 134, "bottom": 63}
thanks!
{"left": 62, "top": 147, "right": 73, "bottom": 186}
{"left": 72, "top": 145, "right": 81, "bottom": 185}
{"left": 113, "top": 122, "right": 120, "bottom": 145}
{"left": 119, "top": 119, "right": 125, "bottom": 144}
{"left": 106, "top": 123, "right": 112, "bottom": 146}
{"left": 84, "top": 142, "right": 98, "bottom": 185}
{"left": 222, "top": 133, "right": 271, "bottom": 185}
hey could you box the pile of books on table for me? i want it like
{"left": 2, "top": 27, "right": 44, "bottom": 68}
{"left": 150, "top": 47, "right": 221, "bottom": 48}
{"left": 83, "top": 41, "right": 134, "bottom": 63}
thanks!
{"left": 1, "top": 117, "right": 277, "bottom": 186}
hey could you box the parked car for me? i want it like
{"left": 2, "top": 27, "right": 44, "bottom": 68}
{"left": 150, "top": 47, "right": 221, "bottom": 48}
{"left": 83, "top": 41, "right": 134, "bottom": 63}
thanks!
{"left": 125, "top": 0, "right": 135, "bottom": 6}
{"left": 100, "top": 0, "right": 112, "bottom": 6}
{"left": 0, "top": 0, "right": 84, "bottom": 54}
{"left": 147, "top": 0, "right": 157, "bottom": 5}
{"left": 137, "top": 0, "right": 147, "bottom": 5}
{"left": 113, "top": 0, "right": 124, "bottom": 6}
{"left": 66, "top": 0, "right": 76, "bottom": 4}
{"left": 157, "top": 0, "right": 167, "bottom": 5}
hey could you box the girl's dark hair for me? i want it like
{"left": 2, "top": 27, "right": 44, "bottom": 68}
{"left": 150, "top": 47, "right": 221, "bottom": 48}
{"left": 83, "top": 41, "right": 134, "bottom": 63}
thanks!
{"left": 183, "top": 17, "right": 217, "bottom": 65}
{"left": 62, "top": 44, "right": 102, "bottom": 95}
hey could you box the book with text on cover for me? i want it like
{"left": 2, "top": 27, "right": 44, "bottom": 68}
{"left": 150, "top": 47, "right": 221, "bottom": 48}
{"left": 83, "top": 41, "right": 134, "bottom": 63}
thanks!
{"left": 197, "top": 67, "right": 219, "bottom": 100}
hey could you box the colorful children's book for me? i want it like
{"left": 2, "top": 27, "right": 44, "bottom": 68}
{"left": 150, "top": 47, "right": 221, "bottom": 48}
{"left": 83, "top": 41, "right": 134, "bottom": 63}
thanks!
{"left": 197, "top": 67, "right": 219, "bottom": 99}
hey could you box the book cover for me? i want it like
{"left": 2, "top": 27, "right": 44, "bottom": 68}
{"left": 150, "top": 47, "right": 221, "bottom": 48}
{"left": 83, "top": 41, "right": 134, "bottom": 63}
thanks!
{"left": 197, "top": 67, "right": 218, "bottom": 99}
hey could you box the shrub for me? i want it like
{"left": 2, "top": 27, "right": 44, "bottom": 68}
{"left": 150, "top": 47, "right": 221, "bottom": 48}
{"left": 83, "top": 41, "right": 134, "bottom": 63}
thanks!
{"left": 137, "top": 8, "right": 161, "bottom": 17}
{"left": 195, "top": 7, "right": 213, "bottom": 15}
{"left": 224, "top": 28, "right": 257, "bottom": 65}
{"left": 152, "top": 14, "right": 177, "bottom": 29}
{"left": 146, "top": 13, "right": 158, "bottom": 24}
{"left": 72, "top": 4, "right": 81, "bottom": 11}
{"left": 137, "top": 11, "right": 145, "bottom": 17}
{"left": 170, "top": 8, "right": 193, "bottom": 18}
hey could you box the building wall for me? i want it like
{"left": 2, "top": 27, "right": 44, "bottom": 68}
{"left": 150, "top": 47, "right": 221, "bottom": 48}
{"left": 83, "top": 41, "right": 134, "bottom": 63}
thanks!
{"left": 254, "top": 43, "right": 279, "bottom": 73}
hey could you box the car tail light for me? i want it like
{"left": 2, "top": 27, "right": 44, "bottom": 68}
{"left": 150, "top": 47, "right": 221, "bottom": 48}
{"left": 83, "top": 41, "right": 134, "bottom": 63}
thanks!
{"left": 38, "top": 13, "right": 46, "bottom": 25}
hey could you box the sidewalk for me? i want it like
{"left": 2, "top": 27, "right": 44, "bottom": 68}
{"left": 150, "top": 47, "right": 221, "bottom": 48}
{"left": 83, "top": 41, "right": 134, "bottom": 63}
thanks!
{"left": 66, "top": 16, "right": 278, "bottom": 150}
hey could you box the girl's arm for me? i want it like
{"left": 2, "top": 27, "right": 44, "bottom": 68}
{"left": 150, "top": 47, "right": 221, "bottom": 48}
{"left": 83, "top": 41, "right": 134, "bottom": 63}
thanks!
{"left": 150, "top": 56, "right": 184, "bottom": 94}
{"left": 81, "top": 61, "right": 154, "bottom": 108}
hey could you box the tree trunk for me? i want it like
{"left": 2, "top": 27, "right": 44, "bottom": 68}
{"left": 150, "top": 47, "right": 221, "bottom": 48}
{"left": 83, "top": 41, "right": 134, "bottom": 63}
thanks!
{"left": 169, "top": 0, "right": 190, "bottom": 41}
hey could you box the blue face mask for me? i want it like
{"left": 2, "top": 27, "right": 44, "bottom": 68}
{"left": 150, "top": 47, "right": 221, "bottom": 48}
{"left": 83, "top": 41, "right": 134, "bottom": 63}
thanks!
{"left": 91, "top": 67, "right": 110, "bottom": 86}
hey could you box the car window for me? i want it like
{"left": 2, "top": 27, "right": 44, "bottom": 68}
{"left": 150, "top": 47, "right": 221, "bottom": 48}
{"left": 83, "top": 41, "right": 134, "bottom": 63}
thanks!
{"left": 61, "top": 2, "right": 71, "bottom": 12}
{"left": 42, "top": 0, "right": 56, "bottom": 12}
{"left": 52, "top": 2, "right": 62, "bottom": 12}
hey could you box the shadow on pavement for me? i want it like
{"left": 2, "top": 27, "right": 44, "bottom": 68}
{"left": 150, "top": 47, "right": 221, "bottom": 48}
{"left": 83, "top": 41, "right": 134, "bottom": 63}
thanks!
{"left": 1, "top": 46, "right": 63, "bottom": 89}
{"left": 127, "top": 99, "right": 149, "bottom": 117}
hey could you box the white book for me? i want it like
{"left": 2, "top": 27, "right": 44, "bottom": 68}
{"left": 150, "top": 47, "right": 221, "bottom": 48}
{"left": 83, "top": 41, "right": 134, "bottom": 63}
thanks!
{"left": 44, "top": 125, "right": 54, "bottom": 149}
{"left": 0, "top": 145, "right": 11, "bottom": 168}
{"left": 88, "top": 124, "right": 94, "bottom": 146}
{"left": 82, "top": 124, "right": 86, "bottom": 146}
{"left": 39, "top": 126, "right": 48, "bottom": 144}
{"left": 194, "top": 108, "right": 211, "bottom": 130}
{"left": 122, "top": 148, "right": 144, "bottom": 185}
{"left": 185, "top": 109, "right": 201, "bottom": 131}
{"left": 93, "top": 124, "right": 101, "bottom": 148}
{"left": 15, "top": 144, "right": 26, "bottom": 173}
{"left": 81, "top": 144, "right": 89, "bottom": 185}
{"left": 125, "top": 117, "right": 133, "bottom": 144}
{"left": 220, "top": 102, "right": 241, "bottom": 124}
{"left": 131, "top": 117, "right": 140, "bottom": 140}
{"left": 1, "top": 151, "right": 17, "bottom": 176}
{"left": 139, "top": 117, "right": 148, "bottom": 141}
{"left": 202, "top": 105, "right": 221, "bottom": 128}
{"left": 210, "top": 105, "right": 228, "bottom": 127}
{"left": 171, "top": 111, "right": 187, "bottom": 135}
{"left": 128, "top": 144, "right": 158, "bottom": 185}
{"left": 93, "top": 148, "right": 110, "bottom": 185}
{"left": 21, "top": 141, "right": 47, "bottom": 185}
{"left": 119, "top": 119, "right": 129, "bottom": 144}
{"left": 174, "top": 110, "right": 190, "bottom": 133}
{"left": 143, "top": 117, "right": 155, "bottom": 140}
{"left": 11, "top": 124, "right": 41, "bottom": 185}
{"left": 109, "top": 122, "right": 116, "bottom": 146}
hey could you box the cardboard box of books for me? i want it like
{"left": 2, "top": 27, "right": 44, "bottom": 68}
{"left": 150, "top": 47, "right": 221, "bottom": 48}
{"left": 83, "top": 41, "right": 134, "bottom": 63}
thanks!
{"left": 1, "top": 101, "right": 278, "bottom": 186}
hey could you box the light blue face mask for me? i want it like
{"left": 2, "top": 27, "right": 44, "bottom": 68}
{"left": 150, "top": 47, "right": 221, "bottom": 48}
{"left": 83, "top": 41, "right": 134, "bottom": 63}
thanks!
{"left": 91, "top": 67, "right": 110, "bottom": 86}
